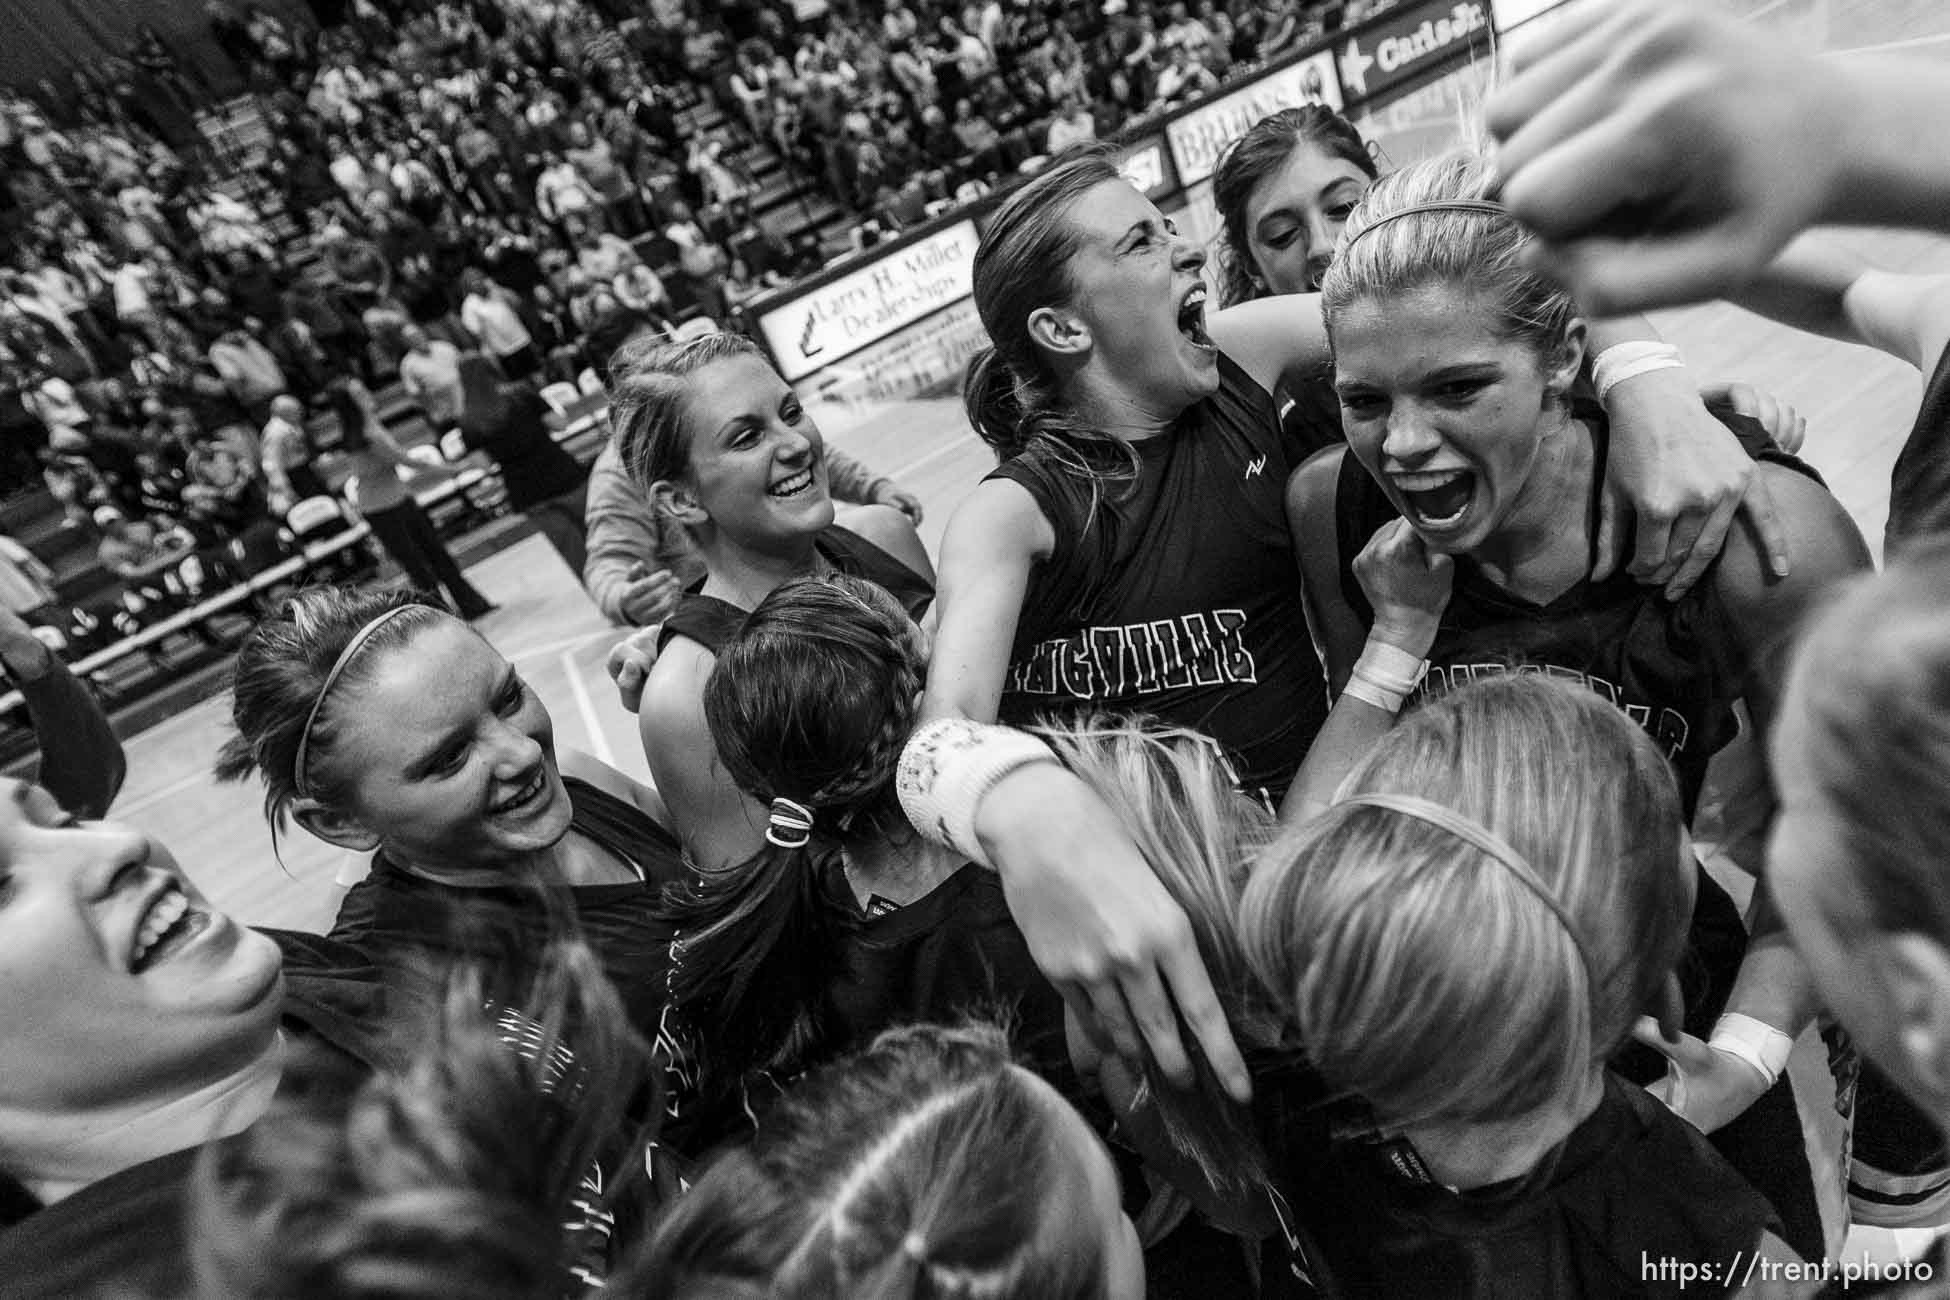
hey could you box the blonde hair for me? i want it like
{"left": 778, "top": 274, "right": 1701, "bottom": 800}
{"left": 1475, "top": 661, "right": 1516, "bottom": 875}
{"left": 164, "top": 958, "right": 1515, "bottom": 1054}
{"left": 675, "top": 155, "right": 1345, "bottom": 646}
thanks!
{"left": 1037, "top": 718, "right": 1279, "bottom": 1193}
{"left": 1241, "top": 675, "right": 1690, "bottom": 1130}
{"left": 1785, "top": 542, "right": 1950, "bottom": 940}
{"left": 1321, "top": 151, "right": 1579, "bottom": 376}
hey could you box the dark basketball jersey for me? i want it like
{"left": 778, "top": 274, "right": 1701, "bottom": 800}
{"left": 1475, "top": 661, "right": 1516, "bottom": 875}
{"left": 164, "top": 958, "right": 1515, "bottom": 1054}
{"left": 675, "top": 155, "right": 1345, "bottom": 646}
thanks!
{"left": 656, "top": 524, "right": 935, "bottom": 655}
{"left": 330, "top": 776, "right": 687, "bottom": 1042}
{"left": 990, "top": 352, "right": 1326, "bottom": 800}
{"left": 1887, "top": 341, "right": 1950, "bottom": 553}
{"left": 1255, "top": 1073, "right": 1780, "bottom": 1299}
{"left": 1331, "top": 411, "right": 1813, "bottom": 818}
{"left": 1275, "top": 368, "right": 1346, "bottom": 464}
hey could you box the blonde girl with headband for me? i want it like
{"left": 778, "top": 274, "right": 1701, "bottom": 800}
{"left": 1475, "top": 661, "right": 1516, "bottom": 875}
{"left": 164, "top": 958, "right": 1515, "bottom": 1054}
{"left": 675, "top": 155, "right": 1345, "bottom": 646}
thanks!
{"left": 217, "top": 586, "right": 689, "bottom": 1042}
{"left": 635, "top": 1022, "right": 1145, "bottom": 1300}
{"left": 1236, "top": 675, "right": 1798, "bottom": 1296}
{"left": 1287, "top": 150, "right": 1873, "bottom": 1262}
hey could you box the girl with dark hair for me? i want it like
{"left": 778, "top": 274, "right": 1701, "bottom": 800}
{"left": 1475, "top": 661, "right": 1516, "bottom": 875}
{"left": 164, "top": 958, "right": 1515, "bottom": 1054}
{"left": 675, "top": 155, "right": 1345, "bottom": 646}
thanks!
{"left": 217, "top": 586, "right": 687, "bottom": 1043}
{"left": 900, "top": 144, "right": 1790, "bottom": 1101}
{"left": 329, "top": 381, "right": 495, "bottom": 620}
{"left": 636, "top": 1022, "right": 1144, "bottom": 1300}
{"left": 611, "top": 333, "right": 932, "bottom": 873}
{"left": 653, "top": 574, "right": 1061, "bottom": 1152}
{"left": 455, "top": 351, "right": 590, "bottom": 575}
{"left": 1288, "top": 151, "right": 1872, "bottom": 1261}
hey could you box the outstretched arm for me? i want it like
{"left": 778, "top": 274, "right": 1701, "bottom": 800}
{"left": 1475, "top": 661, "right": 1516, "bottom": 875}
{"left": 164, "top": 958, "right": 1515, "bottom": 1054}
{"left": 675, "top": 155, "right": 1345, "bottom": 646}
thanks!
{"left": 1730, "top": 235, "right": 1950, "bottom": 373}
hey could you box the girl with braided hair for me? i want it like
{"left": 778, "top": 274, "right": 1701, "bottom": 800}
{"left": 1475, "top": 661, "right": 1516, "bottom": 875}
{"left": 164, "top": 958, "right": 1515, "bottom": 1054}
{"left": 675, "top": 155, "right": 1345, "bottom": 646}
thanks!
{"left": 636, "top": 1022, "right": 1145, "bottom": 1300}
{"left": 652, "top": 574, "right": 1063, "bottom": 1155}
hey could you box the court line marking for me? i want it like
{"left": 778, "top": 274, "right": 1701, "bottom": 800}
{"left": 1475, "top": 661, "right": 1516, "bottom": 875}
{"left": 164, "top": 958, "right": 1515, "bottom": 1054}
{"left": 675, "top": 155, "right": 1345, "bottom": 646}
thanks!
{"left": 116, "top": 766, "right": 216, "bottom": 817}
{"left": 561, "top": 648, "right": 614, "bottom": 767}
{"left": 1836, "top": 31, "right": 1950, "bottom": 55}
{"left": 497, "top": 625, "right": 620, "bottom": 664}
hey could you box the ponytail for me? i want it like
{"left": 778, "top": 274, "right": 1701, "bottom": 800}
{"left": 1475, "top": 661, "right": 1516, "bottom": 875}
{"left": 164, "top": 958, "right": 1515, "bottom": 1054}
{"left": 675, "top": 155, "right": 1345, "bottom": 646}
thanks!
{"left": 659, "top": 835, "right": 853, "bottom": 1082}
{"left": 655, "top": 576, "right": 927, "bottom": 1099}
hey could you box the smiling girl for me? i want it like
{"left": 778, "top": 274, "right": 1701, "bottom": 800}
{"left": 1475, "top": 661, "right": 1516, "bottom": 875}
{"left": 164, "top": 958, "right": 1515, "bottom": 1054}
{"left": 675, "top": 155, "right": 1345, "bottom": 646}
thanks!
{"left": 218, "top": 586, "right": 688, "bottom": 1041}
{"left": 614, "top": 332, "right": 933, "bottom": 873}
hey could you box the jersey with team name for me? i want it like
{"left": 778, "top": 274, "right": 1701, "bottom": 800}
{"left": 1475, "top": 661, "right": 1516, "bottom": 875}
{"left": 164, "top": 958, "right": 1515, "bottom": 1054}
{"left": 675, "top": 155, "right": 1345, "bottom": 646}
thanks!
{"left": 990, "top": 351, "right": 1325, "bottom": 800}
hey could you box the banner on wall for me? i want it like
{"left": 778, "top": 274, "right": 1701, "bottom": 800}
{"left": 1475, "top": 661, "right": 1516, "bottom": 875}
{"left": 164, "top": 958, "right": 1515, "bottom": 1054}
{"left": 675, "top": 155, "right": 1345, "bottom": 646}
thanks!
{"left": 758, "top": 221, "right": 979, "bottom": 383}
{"left": 1336, "top": 0, "right": 1493, "bottom": 106}
{"left": 803, "top": 298, "right": 989, "bottom": 412}
{"left": 1119, "top": 133, "right": 1179, "bottom": 200}
{"left": 1165, "top": 49, "right": 1343, "bottom": 188}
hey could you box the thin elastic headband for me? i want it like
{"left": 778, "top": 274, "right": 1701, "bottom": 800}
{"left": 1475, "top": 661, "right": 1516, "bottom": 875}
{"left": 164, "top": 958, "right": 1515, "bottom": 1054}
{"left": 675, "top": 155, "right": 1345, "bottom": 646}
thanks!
{"left": 1336, "top": 790, "right": 1594, "bottom": 979}
{"left": 766, "top": 796, "right": 816, "bottom": 850}
{"left": 1342, "top": 199, "right": 1509, "bottom": 253}
{"left": 292, "top": 605, "right": 420, "bottom": 800}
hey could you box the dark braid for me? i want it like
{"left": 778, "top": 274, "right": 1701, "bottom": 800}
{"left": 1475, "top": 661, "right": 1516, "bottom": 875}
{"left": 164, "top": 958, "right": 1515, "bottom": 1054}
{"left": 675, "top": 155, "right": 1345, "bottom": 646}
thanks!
{"left": 655, "top": 575, "right": 931, "bottom": 1122}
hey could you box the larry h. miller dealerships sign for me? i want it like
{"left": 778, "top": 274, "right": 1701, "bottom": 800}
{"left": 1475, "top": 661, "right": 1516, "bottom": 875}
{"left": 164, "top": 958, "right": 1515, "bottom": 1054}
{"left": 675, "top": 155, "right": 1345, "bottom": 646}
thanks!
{"left": 1337, "top": 0, "right": 1492, "bottom": 107}
{"left": 760, "top": 220, "right": 978, "bottom": 383}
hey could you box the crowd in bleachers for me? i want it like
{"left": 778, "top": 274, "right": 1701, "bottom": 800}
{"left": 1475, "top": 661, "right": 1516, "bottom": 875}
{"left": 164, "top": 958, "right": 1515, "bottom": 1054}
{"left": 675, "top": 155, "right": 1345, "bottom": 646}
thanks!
{"left": 0, "top": 0, "right": 1381, "bottom": 670}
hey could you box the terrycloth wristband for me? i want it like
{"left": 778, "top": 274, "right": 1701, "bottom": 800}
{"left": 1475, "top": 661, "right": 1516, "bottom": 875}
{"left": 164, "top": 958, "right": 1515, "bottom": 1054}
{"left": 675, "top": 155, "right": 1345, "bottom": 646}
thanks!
{"left": 1591, "top": 341, "right": 1686, "bottom": 404}
{"left": 897, "top": 719, "right": 1061, "bottom": 867}
{"left": 1342, "top": 638, "right": 1428, "bottom": 714}
{"left": 1709, "top": 1012, "right": 1795, "bottom": 1090}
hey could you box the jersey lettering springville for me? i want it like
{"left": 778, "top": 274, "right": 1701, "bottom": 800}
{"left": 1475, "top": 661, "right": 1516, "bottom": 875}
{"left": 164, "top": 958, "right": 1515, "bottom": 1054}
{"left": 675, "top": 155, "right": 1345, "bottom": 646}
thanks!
{"left": 1007, "top": 609, "right": 1258, "bottom": 700}
{"left": 1418, "top": 660, "right": 1693, "bottom": 760}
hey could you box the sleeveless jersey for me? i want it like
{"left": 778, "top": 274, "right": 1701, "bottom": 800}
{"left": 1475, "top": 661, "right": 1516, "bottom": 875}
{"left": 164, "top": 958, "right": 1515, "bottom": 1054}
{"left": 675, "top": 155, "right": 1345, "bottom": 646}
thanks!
{"left": 656, "top": 524, "right": 935, "bottom": 655}
{"left": 1275, "top": 367, "right": 1346, "bottom": 464}
{"left": 1255, "top": 1072, "right": 1780, "bottom": 1299}
{"left": 1331, "top": 410, "right": 1811, "bottom": 817}
{"left": 1887, "top": 341, "right": 1950, "bottom": 553}
{"left": 329, "top": 776, "right": 687, "bottom": 1041}
{"left": 990, "top": 352, "right": 1325, "bottom": 800}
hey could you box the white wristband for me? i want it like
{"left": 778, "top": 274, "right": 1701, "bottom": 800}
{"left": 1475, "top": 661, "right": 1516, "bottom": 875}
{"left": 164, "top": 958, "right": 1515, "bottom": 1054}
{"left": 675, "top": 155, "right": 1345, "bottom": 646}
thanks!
{"left": 1591, "top": 341, "right": 1686, "bottom": 404}
{"left": 1343, "top": 637, "right": 1427, "bottom": 714}
{"left": 1709, "top": 1013, "right": 1795, "bottom": 1090}
{"left": 897, "top": 719, "right": 1061, "bottom": 868}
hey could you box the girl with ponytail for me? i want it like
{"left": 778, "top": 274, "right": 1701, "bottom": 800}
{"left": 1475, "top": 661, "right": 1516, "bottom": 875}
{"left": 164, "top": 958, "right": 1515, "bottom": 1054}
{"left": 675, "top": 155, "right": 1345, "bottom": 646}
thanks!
{"left": 653, "top": 574, "right": 1064, "bottom": 1153}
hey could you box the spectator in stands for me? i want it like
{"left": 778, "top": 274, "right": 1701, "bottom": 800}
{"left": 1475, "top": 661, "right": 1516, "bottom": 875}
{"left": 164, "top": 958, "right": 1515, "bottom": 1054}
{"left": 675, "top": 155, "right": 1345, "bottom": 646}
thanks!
{"left": 1046, "top": 95, "right": 1096, "bottom": 154}
{"left": 329, "top": 381, "right": 495, "bottom": 621}
{"left": 565, "top": 121, "right": 642, "bottom": 237}
{"left": 397, "top": 324, "right": 465, "bottom": 429}
{"left": 573, "top": 222, "right": 640, "bottom": 283}
{"left": 951, "top": 97, "right": 1003, "bottom": 174}
{"left": 180, "top": 435, "right": 267, "bottom": 548}
{"left": 260, "top": 394, "right": 325, "bottom": 515}
{"left": 1154, "top": 45, "right": 1218, "bottom": 107}
{"left": 0, "top": 534, "right": 60, "bottom": 621}
{"left": 207, "top": 325, "right": 287, "bottom": 427}
{"left": 612, "top": 260, "right": 672, "bottom": 320}
{"left": 534, "top": 151, "right": 599, "bottom": 238}
{"left": 93, "top": 504, "right": 193, "bottom": 590}
{"left": 455, "top": 353, "right": 589, "bottom": 575}
{"left": 459, "top": 268, "right": 540, "bottom": 381}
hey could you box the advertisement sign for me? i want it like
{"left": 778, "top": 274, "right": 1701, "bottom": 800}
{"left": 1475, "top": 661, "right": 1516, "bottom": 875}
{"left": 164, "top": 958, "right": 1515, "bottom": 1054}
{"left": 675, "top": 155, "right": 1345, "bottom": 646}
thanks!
{"left": 1165, "top": 49, "right": 1343, "bottom": 188}
{"left": 759, "top": 220, "right": 978, "bottom": 382}
{"left": 802, "top": 297, "right": 988, "bottom": 412}
{"left": 1336, "top": 0, "right": 1492, "bottom": 107}
{"left": 1119, "top": 134, "right": 1177, "bottom": 200}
